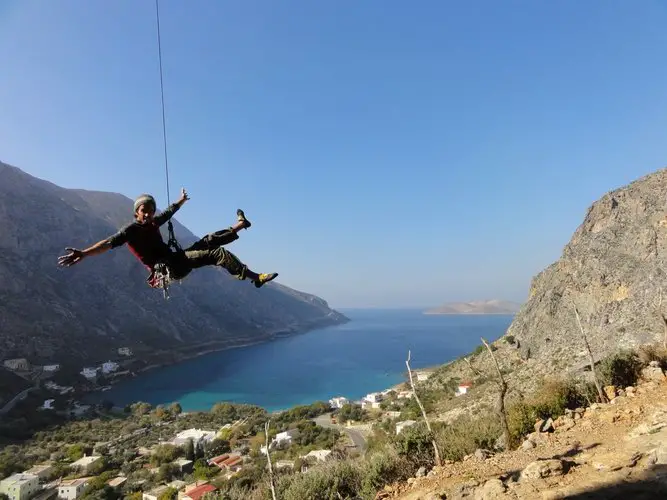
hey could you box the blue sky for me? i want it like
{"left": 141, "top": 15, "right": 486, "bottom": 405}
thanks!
{"left": 2, "top": 0, "right": 667, "bottom": 308}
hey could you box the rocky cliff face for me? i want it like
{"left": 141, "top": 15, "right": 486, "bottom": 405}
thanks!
{"left": 506, "top": 167, "right": 667, "bottom": 373}
{"left": 0, "top": 162, "right": 348, "bottom": 365}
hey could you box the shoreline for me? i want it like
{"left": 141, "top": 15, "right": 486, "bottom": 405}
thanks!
{"left": 88, "top": 317, "right": 349, "bottom": 400}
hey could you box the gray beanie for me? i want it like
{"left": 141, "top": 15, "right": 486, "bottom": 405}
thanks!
{"left": 134, "top": 194, "right": 156, "bottom": 213}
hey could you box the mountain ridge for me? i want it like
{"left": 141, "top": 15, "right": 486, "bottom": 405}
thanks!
{"left": 0, "top": 161, "right": 348, "bottom": 368}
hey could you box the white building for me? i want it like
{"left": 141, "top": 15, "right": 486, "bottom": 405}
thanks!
{"left": 100, "top": 361, "right": 119, "bottom": 375}
{"left": 118, "top": 347, "right": 133, "bottom": 356}
{"left": 70, "top": 456, "right": 102, "bottom": 473}
{"left": 328, "top": 396, "right": 348, "bottom": 409}
{"left": 3, "top": 359, "right": 30, "bottom": 371}
{"left": 57, "top": 478, "right": 91, "bottom": 500}
{"left": 172, "top": 429, "right": 216, "bottom": 447}
{"left": 456, "top": 382, "right": 473, "bottom": 396}
{"left": 80, "top": 368, "right": 98, "bottom": 379}
{"left": 395, "top": 420, "right": 417, "bottom": 435}
{"left": 302, "top": 449, "right": 332, "bottom": 462}
{"left": 41, "top": 400, "right": 55, "bottom": 410}
{"left": 0, "top": 473, "right": 40, "bottom": 500}
{"left": 42, "top": 365, "right": 60, "bottom": 373}
{"left": 363, "top": 392, "right": 383, "bottom": 404}
{"left": 24, "top": 463, "right": 55, "bottom": 481}
{"left": 416, "top": 371, "right": 433, "bottom": 382}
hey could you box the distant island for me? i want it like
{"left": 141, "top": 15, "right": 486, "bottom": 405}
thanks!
{"left": 423, "top": 299, "right": 521, "bottom": 315}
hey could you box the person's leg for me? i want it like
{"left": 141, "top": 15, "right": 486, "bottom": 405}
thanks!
{"left": 184, "top": 246, "right": 278, "bottom": 288}
{"left": 185, "top": 209, "right": 251, "bottom": 252}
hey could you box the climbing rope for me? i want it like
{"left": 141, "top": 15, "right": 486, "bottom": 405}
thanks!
{"left": 152, "top": 0, "right": 181, "bottom": 299}
{"left": 154, "top": 0, "right": 182, "bottom": 255}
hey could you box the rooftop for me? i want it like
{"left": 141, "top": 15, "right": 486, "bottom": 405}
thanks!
{"left": 1, "top": 473, "right": 38, "bottom": 485}
{"left": 184, "top": 484, "right": 216, "bottom": 500}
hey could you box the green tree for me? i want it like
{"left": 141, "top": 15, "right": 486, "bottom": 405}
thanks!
{"left": 67, "top": 444, "right": 84, "bottom": 462}
{"left": 169, "top": 403, "right": 182, "bottom": 416}
{"left": 157, "top": 487, "right": 178, "bottom": 500}
{"left": 184, "top": 438, "right": 195, "bottom": 461}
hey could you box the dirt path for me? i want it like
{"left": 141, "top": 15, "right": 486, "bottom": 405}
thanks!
{"left": 382, "top": 378, "right": 667, "bottom": 499}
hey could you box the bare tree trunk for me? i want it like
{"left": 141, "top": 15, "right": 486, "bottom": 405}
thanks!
{"left": 573, "top": 305, "right": 609, "bottom": 403}
{"left": 480, "top": 338, "right": 511, "bottom": 450}
{"left": 406, "top": 350, "right": 442, "bottom": 466}
{"left": 265, "top": 420, "right": 277, "bottom": 500}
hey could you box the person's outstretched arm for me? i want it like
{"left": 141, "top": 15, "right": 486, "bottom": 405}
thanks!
{"left": 57, "top": 239, "right": 112, "bottom": 267}
{"left": 57, "top": 225, "right": 131, "bottom": 268}
{"left": 155, "top": 187, "right": 190, "bottom": 226}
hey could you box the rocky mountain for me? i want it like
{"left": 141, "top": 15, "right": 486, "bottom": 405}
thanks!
{"left": 0, "top": 161, "right": 348, "bottom": 367}
{"left": 505, "top": 167, "right": 667, "bottom": 372}
{"left": 424, "top": 300, "right": 521, "bottom": 315}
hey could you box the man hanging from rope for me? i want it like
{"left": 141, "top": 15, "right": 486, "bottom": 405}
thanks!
{"left": 57, "top": 188, "right": 278, "bottom": 290}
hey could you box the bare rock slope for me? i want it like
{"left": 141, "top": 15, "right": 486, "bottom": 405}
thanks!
{"left": 506, "top": 168, "right": 667, "bottom": 373}
{"left": 0, "top": 161, "right": 348, "bottom": 365}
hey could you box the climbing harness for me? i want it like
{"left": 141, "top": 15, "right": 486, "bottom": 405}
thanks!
{"left": 150, "top": 0, "right": 182, "bottom": 300}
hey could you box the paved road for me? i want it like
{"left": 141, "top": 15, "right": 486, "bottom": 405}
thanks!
{"left": 314, "top": 413, "right": 368, "bottom": 453}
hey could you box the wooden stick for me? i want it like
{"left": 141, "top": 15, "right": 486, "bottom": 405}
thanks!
{"left": 573, "top": 305, "right": 608, "bottom": 403}
{"left": 481, "top": 338, "right": 511, "bottom": 450}
{"left": 265, "top": 420, "right": 277, "bottom": 500}
{"left": 406, "top": 350, "right": 441, "bottom": 466}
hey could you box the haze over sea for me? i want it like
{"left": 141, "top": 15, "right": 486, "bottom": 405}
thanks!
{"left": 93, "top": 309, "right": 513, "bottom": 413}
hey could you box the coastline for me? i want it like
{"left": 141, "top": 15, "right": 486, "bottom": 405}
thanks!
{"left": 92, "top": 315, "right": 349, "bottom": 395}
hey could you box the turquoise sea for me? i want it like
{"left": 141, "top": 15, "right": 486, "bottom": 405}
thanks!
{"left": 90, "top": 308, "right": 514, "bottom": 412}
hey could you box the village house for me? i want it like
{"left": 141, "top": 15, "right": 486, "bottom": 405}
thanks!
{"left": 44, "top": 382, "right": 74, "bottom": 395}
{"left": 79, "top": 367, "right": 98, "bottom": 379}
{"left": 118, "top": 347, "right": 132, "bottom": 356}
{"left": 0, "top": 473, "right": 40, "bottom": 500}
{"left": 172, "top": 459, "right": 194, "bottom": 474}
{"left": 181, "top": 483, "right": 217, "bottom": 500}
{"left": 395, "top": 420, "right": 417, "bottom": 435}
{"left": 456, "top": 381, "right": 473, "bottom": 396}
{"left": 396, "top": 391, "right": 414, "bottom": 399}
{"left": 207, "top": 454, "right": 243, "bottom": 473}
{"left": 3, "top": 358, "right": 30, "bottom": 371}
{"left": 42, "top": 365, "right": 60, "bottom": 373}
{"left": 57, "top": 478, "right": 91, "bottom": 500}
{"left": 106, "top": 477, "right": 126, "bottom": 490}
{"left": 142, "top": 485, "right": 169, "bottom": 500}
{"left": 100, "top": 361, "right": 119, "bottom": 375}
{"left": 301, "top": 449, "right": 333, "bottom": 462}
{"left": 171, "top": 428, "right": 216, "bottom": 447}
{"left": 69, "top": 455, "right": 102, "bottom": 474}
{"left": 24, "top": 463, "right": 55, "bottom": 481}
{"left": 328, "top": 396, "right": 348, "bottom": 408}
{"left": 416, "top": 370, "right": 434, "bottom": 382}
{"left": 41, "top": 400, "right": 55, "bottom": 411}
{"left": 363, "top": 392, "right": 383, "bottom": 404}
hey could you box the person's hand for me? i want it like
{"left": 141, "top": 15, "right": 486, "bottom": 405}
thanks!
{"left": 178, "top": 188, "right": 190, "bottom": 204}
{"left": 58, "top": 248, "right": 84, "bottom": 267}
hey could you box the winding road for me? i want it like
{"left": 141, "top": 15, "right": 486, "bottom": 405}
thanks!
{"left": 314, "top": 413, "right": 368, "bottom": 453}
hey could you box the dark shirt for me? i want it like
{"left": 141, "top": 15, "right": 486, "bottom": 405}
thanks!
{"left": 108, "top": 202, "right": 181, "bottom": 269}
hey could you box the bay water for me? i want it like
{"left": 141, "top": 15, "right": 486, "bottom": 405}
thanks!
{"left": 91, "top": 308, "right": 513, "bottom": 412}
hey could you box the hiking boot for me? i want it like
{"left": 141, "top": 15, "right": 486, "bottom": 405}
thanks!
{"left": 254, "top": 272, "right": 278, "bottom": 288}
{"left": 236, "top": 209, "right": 251, "bottom": 229}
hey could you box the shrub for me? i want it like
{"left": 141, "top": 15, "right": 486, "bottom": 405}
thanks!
{"left": 359, "top": 446, "right": 413, "bottom": 498}
{"left": 637, "top": 343, "right": 667, "bottom": 370}
{"left": 435, "top": 416, "right": 500, "bottom": 461}
{"left": 598, "top": 350, "right": 643, "bottom": 388}
{"left": 275, "top": 459, "right": 363, "bottom": 500}
{"left": 507, "top": 378, "right": 588, "bottom": 443}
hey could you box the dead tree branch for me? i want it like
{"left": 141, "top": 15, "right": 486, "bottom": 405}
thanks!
{"left": 573, "top": 305, "right": 608, "bottom": 403}
{"left": 481, "top": 337, "right": 511, "bottom": 450}
{"left": 463, "top": 357, "right": 483, "bottom": 378}
{"left": 406, "top": 350, "right": 441, "bottom": 466}
{"left": 265, "top": 420, "right": 277, "bottom": 500}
